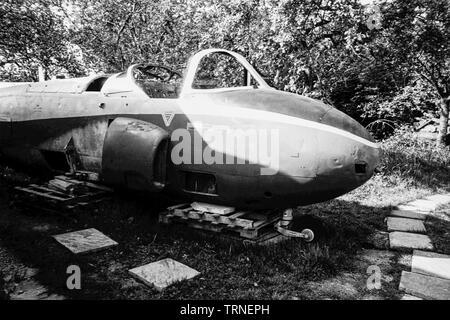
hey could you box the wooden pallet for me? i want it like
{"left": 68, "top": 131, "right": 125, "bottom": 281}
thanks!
{"left": 159, "top": 203, "right": 281, "bottom": 240}
{"left": 14, "top": 175, "right": 112, "bottom": 212}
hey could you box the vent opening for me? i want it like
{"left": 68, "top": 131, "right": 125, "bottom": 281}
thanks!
{"left": 183, "top": 171, "right": 217, "bottom": 195}
{"left": 355, "top": 162, "right": 367, "bottom": 175}
{"left": 40, "top": 150, "right": 70, "bottom": 172}
{"left": 153, "top": 138, "right": 168, "bottom": 185}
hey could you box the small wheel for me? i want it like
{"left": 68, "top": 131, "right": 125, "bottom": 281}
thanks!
{"left": 301, "top": 229, "right": 315, "bottom": 242}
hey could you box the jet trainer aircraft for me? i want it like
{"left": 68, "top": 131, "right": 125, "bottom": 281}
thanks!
{"left": 0, "top": 49, "right": 380, "bottom": 212}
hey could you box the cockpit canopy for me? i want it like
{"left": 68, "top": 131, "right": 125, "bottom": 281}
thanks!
{"left": 100, "top": 49, "right": 271, "bottom": 98}
{"left": 132, "top": 64, "right": 182, "bottom": 98}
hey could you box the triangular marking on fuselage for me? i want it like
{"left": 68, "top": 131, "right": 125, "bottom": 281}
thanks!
{"left": 162, "top": 112, "right": 175, "bottom": 127}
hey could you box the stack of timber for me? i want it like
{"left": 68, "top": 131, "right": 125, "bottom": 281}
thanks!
{"left": 159, "top": 202, "right": 282, "bottom": 241}
{"left": 14, "top": 174, "right": 112, "bottom": 213}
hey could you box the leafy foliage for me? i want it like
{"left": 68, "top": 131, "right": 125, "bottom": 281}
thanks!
{"left": 0, "top": 0, "right": 83, "bottom": 81}
{"left": 379, "top": 126, "right": 450, "bottom": 187}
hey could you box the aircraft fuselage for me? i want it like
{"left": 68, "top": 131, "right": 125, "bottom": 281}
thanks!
{"left": 0, "top": 49, "right": 380, "bottom": 209}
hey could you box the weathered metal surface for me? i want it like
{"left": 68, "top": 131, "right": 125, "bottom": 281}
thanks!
{"left": 0, "top": 49, "right": 380, "bottom": 210}
{"left": 102, "top": 117, "right": 169, "bottom": 191}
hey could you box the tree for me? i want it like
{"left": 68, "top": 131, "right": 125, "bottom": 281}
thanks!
{"left": 0, "top": 0, "right": 83, "bottom": 81}
{"left": 382, "top": 0, "right": 450, "bottom": 146}
{"left": 68, "top": 0, "right": 367, "bottom": 99}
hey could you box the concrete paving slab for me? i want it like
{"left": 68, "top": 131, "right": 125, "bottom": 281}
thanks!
{"left": 399, "top": 271, "right": 450, "bottom": 300}
{"left": 9, "top": 280, "right": 47, "bottom": 300}
{"left": 129, "top": 258, "right": 200, "bottom": 291}
{"left": 386, "top": 217, "right": 426, "bottom": 233}
{"left": 53, "top": 228, "right": 118, "bottom": 254}
{"left": 390, "top": 210, "right": 427, "bottom": 220}
{"left": 400, "top": 294, "right": 423, "bottom": 300}
{"left": 407, "top": 199, "right": 440, "bottom": 210}
{"left": 424, "top": 194, "right": 450, "bottom": 207}
{"left": 389, "top": 232, "right": 434, "bottom": 251}
{"left": 412, "top": 250, "right": 450, "bottom": 280}
{"left": 397, "top": 204, "right": 434, "bottom": 213}
{"left": 190, "top": 202, "right": 235, "bottom": 215}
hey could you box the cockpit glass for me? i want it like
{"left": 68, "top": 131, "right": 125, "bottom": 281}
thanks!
{"left": 133, "top": 65, "right": 182, "bottom": 98}
{"left": 192, "top": 52, "right": 258, "bottom": 89}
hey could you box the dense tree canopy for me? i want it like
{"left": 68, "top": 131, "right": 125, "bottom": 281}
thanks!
{"left": 382, "top": 0, "right": 450, "bottom": 145}
{"left": 0, "top": 0, "right": 83, "bottom": 81}
{"left": 0, "top": 0, "right": 448, "bottom": 145}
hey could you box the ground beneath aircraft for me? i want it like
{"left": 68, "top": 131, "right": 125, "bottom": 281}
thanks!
{"left": 0, "top": 163, "right": 448, "bottom": 300}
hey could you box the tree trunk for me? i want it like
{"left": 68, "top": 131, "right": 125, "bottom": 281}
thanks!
{"left": 436, "top": 96, "right": 450, "bottom": 147}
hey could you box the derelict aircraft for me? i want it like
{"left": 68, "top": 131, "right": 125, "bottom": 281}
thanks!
{"left": 0, "top": 49, "right": 380, "bottom": 239}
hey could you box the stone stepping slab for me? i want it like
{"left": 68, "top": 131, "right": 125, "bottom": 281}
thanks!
{"left": 396, "top": 193, "right": 450, "bottom": 213}
{"left": 397, "top": 201, "right": 437, "bottom": 213}
{"left": 424, "top": 194, "right": 450, "bottom": 207}
{"left": 400, "top": 294, "right": 423, "bottom": 300}
{"left": 412, "top": 250, "right": 450, "bottom": 280}
{"left": 386, "top": 217, "right": 426, "bottom": 233}
{"left": 129, "top": 258, "right": 200, "bottom": 291}
{"left": 399, "top": 271, "right": 450, "bottom": 300}
{"left": 53, "top": 228, "right": 118, "bottom": 254}
{"left": 390, "top": 210, "right": 427, "bottom": 220}
{"left": 389, "top": 231, "right": 434, "bottom": 251}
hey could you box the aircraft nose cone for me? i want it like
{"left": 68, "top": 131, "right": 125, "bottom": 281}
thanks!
{"left": 319, "top": 107, "right": 380, "bottom": 184}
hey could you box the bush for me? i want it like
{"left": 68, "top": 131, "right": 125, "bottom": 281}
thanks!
{"left": 378, "top": 126, "right": 450, "bottom": 188}
{"left": 362, "top": 82, "right": 438, "bottom": 139}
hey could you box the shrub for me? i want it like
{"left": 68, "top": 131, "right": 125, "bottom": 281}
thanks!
{"left": 378, "top": 126, "right": 450, "bottom": 188}
{"left": 362, "top": 82, "right": 438, "bottom": 139}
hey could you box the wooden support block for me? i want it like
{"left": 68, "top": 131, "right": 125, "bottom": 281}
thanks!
{"left": 72, "top": 170, "right": 100, "bottom": 182}
{"left": 170, "top": 208, "right": 255, "bottom": 229}
{"left": 190, "top": 202, "right": 235, "bottom": 215}
{"left": 15, "top": 187, "right": 69, "bottom": 202}
{"left": 29, "top": 184, "right": 70, "bottom": 197}
{"left": 161, "top": 205, "right": 281, "bottom": 241}
{"left": 55, "top": 175, "right": 113, "bottom": 192}
{"left": 166, "top": 203, "right": 188, "bottom": 211}
{"left": 49, "top": 179, "right": 77, "bottom": 193}
{"left": 228, "top": 211, "right": 249, "bottom": 219}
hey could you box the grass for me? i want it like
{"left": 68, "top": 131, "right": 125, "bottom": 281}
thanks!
{"left": 0, "top": 127, "right": 449, "bottom": 300}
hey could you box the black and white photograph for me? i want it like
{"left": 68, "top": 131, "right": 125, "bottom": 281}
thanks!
{"left": 0, "top": 0, "right": 449, "bottom": 308}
